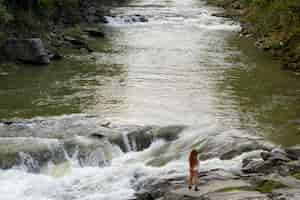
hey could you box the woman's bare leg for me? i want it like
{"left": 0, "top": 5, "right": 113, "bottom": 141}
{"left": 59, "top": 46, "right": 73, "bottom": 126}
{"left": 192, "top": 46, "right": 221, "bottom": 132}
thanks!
{"left": 189, "top": 173, "right": 193, "bottom": 189}
{"left": 194, "top": 172, "right": 199, "bottom": 191}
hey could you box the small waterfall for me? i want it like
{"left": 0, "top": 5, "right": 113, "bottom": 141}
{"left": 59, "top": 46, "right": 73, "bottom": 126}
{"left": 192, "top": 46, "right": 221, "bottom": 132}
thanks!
{"left": 122, "top": 132, "right": 132, "bottom": 152}
{"left": 132, "top": 139, "right": 138, "bottom": 152}
{"left": 16, "top": 152, "right": 40, "bottom": 172}
{"left": 84, "top": 148, "right": 108, "bottom": 167}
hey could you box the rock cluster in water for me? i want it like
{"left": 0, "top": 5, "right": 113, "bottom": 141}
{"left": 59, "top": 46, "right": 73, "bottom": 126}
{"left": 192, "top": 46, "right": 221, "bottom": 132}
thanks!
{"left": 1, "top": 115, "right": 300, "bottom": 200}
{"left": 0, "top": 115, "right": 184, "bottom": 171}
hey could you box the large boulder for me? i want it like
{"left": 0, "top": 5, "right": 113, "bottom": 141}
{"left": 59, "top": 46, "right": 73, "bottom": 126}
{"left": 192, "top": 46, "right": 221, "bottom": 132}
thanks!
{"left": 1, "top": 38, "right": 50, "bottom": 64}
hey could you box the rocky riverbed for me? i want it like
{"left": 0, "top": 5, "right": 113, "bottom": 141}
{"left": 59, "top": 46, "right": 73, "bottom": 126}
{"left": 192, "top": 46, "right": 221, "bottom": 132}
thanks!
{"left": 0, "top": 0, "right": 149, "bottom": 65}
{"left": 135, "top": 146, "right": 300, "bottom": 200}
{"left": 1, "top": 115, "right": 300, "bottom": 200}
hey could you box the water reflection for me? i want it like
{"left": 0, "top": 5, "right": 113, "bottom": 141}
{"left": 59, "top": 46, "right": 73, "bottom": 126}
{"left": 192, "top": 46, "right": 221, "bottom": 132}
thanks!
{"left": 219, "top": 36, "right": 300, "bottom": 146}
{"left": 0, "top": 0, "right": 300, "bottom": 146}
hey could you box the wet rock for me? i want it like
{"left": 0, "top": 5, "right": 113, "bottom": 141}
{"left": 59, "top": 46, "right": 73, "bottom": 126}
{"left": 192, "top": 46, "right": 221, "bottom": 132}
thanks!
{"left": 98, "top": 15, "right": 109, "bottom": 23}
{"left": 261, "top": 148, "right": 291, "bottom": 163}
{"left": 63, "top": 136, "right": 115, "bottom": 166}
{"left": 206, "top": 191, "right": 270, "bottom": 200}
{"left": 48, "top": 50, "right": 63, "bottom": 61}
{"left": 285, "top": 145, "right": 300, "bottom": 160}
{"left": 1, "top": 38, "right": 50, "bottom": 65}
{"left": 0, "top": 137, "right": 65, "bottom": 171}
{"left": 164, "top": 179, "right": 253, "bottom": 200}
{"left": 153, "top": 125, "right": 185, "bottom": 141}
{"left": 83, "top": 28, "right": 105, "bottom": 37}
{"left": 242, "top": 156, "right": 300, "bottom": 176}
{"left": 63, "top": 36, "right": 86, "bottom": 46}
{"left": 196, "top": 131, "right": 275, "bottom": 160}
{"left": 107, "top": 125, "right": 185, "bottom": 152}
{"left": 134, "top": 14, "right": 148, "bottom": 22}
{"left": 0, "top": 114, "right": 116, "bottom": 139}
{"left": 109, "top": 126, "right": 154, "bottom": 152}
{"left": 242, "top": 159, "right": 274, "bottom": 174}
{"left": 272, "top": 188, "right": 300, "bottom": 200}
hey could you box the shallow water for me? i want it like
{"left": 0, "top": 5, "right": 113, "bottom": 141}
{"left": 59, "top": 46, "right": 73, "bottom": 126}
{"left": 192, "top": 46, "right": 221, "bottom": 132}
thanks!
{"left": 0, "top": 0, "right": 300, "bottom": 199}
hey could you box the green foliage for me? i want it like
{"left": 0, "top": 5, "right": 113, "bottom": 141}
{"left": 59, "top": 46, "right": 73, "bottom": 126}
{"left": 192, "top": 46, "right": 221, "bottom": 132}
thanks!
{"left": 247, "top": 0, "right": 300, "bottom": 38}
{"left": 293, "top": 172, "right": 300, "bottom": 180}
{"left": 63, "top": 25, "right": 83, "bottom": 38}
{"left": 255, "top": 180, "right": 286, "bottom": 193}
{"left": 37, "top": 0, "right": 56, "bottom": 10}
{"left": 217, "top": 186, "right": 253, "bottom": 192}
{"left": 37, "top": 0, "right": 80, "bottom": 9}
{"left": 0, "top": 4, "right": 13, "bottom": 24}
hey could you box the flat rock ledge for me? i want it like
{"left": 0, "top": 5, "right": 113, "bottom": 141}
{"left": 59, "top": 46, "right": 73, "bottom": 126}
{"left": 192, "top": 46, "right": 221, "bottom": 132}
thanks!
{"left": 134, "top": 147, "right": 300, "bottom": 200}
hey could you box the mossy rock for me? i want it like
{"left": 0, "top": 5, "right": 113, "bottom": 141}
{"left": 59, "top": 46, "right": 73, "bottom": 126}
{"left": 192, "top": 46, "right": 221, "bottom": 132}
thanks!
{"left": 255, "top": 180, "right": 287, "bottom": 193}
{"left": 218, "top": 180, "right": 287, "bottom": 194}
{"left": 292, "top": 172, "right": 300, "bottom": 180}
{"left": 217, "top": 186, "right": 254, "bottom": 192}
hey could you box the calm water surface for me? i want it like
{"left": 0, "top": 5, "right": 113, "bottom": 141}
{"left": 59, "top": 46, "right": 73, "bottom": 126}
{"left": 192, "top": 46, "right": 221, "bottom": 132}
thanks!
{"left": 0, "top": 0, "right": 300, "bottom": 146}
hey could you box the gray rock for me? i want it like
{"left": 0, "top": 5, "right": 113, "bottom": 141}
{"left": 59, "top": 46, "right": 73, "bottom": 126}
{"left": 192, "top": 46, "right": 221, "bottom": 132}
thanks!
{"left": 164, "top": 179, "right": 252, "bottom": 200}
{"left": 0, "top": 137, "right": 65, "bottom": 171}
{"left": 83, "top": 28, "right": 105, "bottom": 37}
{"left": 195, "top": 131, "right": 275, "bottom": 161}
{"left": 242, "top": 159, "right": 274, "bottom": 174}
{"left": 153, "top": 125, "right": 185, "bottom": 141}
{"left": 261, "top": 149, "right": 291, "bottom": 163}
{"left": 272, "top": 188, "right": 300, "bottom": 200}
{"left": 206, "top": 191, "right": 270, "bottom": 200}
{"left": 1, "top": 38, "right": 50, "bottom": 64}
{"left": 286, "top": 145, "right": 300, "bottom": 160}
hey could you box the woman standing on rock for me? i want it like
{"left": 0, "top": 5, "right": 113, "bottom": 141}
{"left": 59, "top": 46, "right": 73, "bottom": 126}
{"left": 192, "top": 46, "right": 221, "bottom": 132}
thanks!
{"left": 188, "top": 149, "right": 199, "bottom": 191}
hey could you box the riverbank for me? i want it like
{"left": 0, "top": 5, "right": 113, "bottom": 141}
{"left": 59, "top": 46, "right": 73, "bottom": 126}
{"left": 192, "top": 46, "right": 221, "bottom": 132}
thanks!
{"left": 206, "top": 0, "right": 300, "bottom": 73}
{"left": 0, "top": 0, "right": 147, "bottom": 65}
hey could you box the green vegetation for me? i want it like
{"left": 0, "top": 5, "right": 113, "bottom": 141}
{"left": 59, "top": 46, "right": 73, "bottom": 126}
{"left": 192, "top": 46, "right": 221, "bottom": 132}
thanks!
{"left": 207, "top": 0, "right": 300, "bottom": 70}
{"left": 246, "top": 0, "right": 300, "bottom": 46}
{"left": 217, "top": 186, "right": 253, "bottom": 192}
{"left": 0, "top": 3, "right": 13, "bottom": 24}
{"left": 292, "top": 172, "right": 300, "bottom": 180}
{"left": 217, "top": 180, "right": 287, "bottom": 193}
{"left": 255, "top": 180, "right": 286, "bottom": 193}
{"left": 0, "top": 0, "right": 81, "bottom": 33}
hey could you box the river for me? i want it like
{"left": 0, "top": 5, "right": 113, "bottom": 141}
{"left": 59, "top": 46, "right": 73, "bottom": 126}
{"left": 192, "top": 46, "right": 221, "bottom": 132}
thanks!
{"left": 0, "top": 0, "right": 300, "bottom": 199}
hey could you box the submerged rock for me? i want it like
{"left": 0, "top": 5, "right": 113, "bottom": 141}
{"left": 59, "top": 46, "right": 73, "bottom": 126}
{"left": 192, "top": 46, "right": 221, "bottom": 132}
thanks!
{"left": 83, "top": 28, "right": 105, "bottom": 37}
{"left": 0, "top": 137, "right": 65, "bottom": 171}
{"left": 63, "top": 135, "right": 115, "bottom": 166}
{"left": 1, "top": 38, "right": 50, "bottom": 65}
{"left": 285, "top": 145, "right": 300, "bottom": 160}
{"left": 195, "top": 131, "right": 275, "bottom": 160}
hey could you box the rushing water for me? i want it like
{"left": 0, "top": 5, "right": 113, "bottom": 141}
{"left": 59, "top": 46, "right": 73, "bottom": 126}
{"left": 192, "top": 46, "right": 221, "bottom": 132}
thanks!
{"left": 1, "top": 0, "right": 300, "bottom": 199}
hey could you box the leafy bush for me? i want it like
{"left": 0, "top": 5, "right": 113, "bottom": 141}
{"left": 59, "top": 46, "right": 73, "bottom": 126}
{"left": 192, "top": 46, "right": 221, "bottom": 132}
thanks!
{"left": 247, "top": 0, "right": 300, "bottom": 38}
{"left": 0, "top": 4, "right": 13, "bottom": 24}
